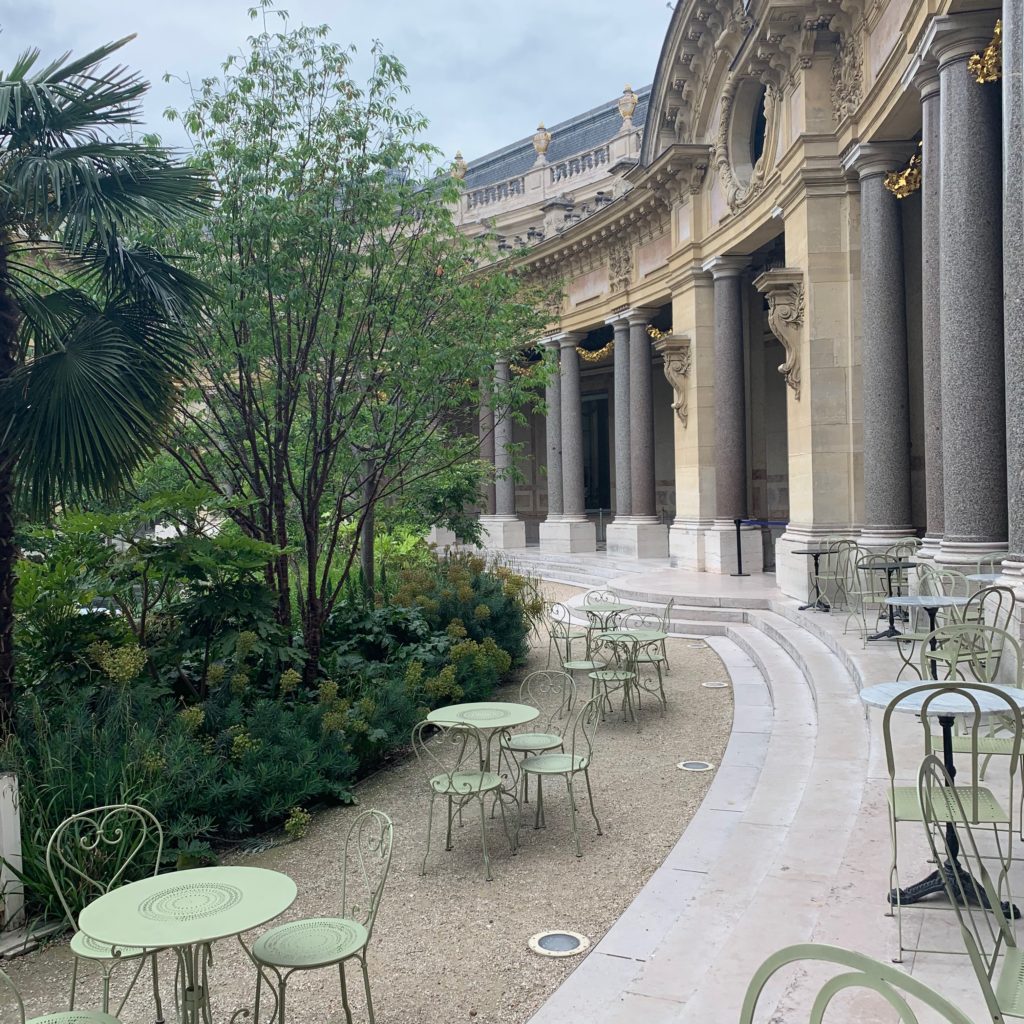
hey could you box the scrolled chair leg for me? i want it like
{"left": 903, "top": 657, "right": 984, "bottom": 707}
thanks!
{"left": 360, "top": 954, "right": 376, "bottom": 1024}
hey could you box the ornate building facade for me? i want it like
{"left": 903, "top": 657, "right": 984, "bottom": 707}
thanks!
{"left": 461, "top": 0, "right": 1018, "bottom": 602}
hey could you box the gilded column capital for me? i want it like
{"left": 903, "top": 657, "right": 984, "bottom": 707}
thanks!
{"left": 923, "top": 10, "right": 1003, "bottom": 70}
{"left": 752, "top": 268, "right": 805, "bottom": 399}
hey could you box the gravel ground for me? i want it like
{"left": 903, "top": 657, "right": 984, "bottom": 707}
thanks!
{"left": 5, "top": 582, "right": 733, "bottom": 1024}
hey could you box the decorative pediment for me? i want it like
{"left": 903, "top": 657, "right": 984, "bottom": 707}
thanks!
{"left": 753, "top": 268, "right": 804, "bottom": 398}
{"left": 649, "top": 329, "right": 693, "bottom": 427}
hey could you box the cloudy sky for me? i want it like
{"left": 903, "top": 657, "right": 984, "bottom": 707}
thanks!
{"left": 4, "top": 2, "right": 673, "bottom": 162}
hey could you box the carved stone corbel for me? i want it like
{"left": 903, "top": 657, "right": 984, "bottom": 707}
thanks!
{"left": 650, "top": 331, "right": 692, "bottom": 426}
{"left": 752, "top": 268, "right": 804, "bottom": 398}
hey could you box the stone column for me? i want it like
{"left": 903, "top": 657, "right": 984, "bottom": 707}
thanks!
{"left": 702, "top": 256, "right": 762, "bottom": 573}
{"left": 478, "top": 359, "right": 526, "bottom": 549}
{"left": 928, "top": 13, "right": 1007, "bottom": 564}
{"left": 546, "top": 333, "right": 596, "bottom": 552}
{"left": 478, "top": 378, "right": 495, "bottom": 516}
{"left": 916, "top": 62, "right": 945, "bottom": 561}
{"left": 846, "top": 144, "right": 915, "bottom": 547}
{"left": 607, "top": 314, "right": 632, "bottom": 519}
{"left": 605, "top": 309, "right": 669, "bottom": 558}
{"left": 1004, "top": 2, "right": 1024, "bottom": 582}
{"left": 538, "top": 338, "right": 576, "bottom": 550}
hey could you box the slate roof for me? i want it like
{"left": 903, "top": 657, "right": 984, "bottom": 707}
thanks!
{"left": 463, "top": 85, "right": 651, "bottom": 191}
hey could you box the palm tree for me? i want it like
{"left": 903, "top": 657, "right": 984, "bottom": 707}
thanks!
{"left": 0, "top": 36, "right": 212, "bottom": 727}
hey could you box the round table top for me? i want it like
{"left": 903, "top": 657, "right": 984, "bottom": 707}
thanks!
{"left": 860, "top": 682, "right": 1024, "bottom": 715}
{"left": 599, "top": 629, "right": 668, "bottom": 643}
{"left": 584, "top": 601, "right": 633, "bottom": 613}
{"left": 967, "top": 572, "right": 1003, "bottom": 583}
{"left": 791, "top": 548, "right": 830, "bottom": 556}
{"left": 78, "top": 866, "right": 296, "bottom": 950}
{"left": 885, "top": 594, "right": 969, "bottom": 609}
{"left": 426, "top": 701, "right": 539, "bottom": 730}
{"left": 861, "top": 559, "right": 918, "bottom": 570}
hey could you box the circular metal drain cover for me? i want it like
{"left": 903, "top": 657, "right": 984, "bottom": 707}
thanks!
{"left": 702, "top": 680, "right": 730, "bottom": 689}
{"left": 677, "top": 760, "right": 714, "bottom": 772}
{"left": 528, "top": 930, "right": 591, "bottom": 958}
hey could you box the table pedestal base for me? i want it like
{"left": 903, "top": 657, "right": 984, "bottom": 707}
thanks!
{"left": 868, "top": 626, "right": 902, "bottom": 641}
{"left": 889, "top": 860, "right": 1021, "bottom": 918}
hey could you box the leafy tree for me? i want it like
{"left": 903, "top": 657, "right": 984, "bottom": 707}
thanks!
{"left": 0, "top": 37, "right": 212, "bottom": 727}
{"left": 163, "top": 10, "right": 550, "bottom": 683}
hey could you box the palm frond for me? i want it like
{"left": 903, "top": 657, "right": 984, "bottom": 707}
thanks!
{"left": 0, "top": 292, "right": 186, "bottom": 512}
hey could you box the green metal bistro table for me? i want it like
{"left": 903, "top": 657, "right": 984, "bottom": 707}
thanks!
{"left": 598, "top": 628, "right": 668, "bottom": 645}
{"left": 582, "top": 601, "right": 633, "bottom": 631}
{"left": 78, "top": 866, "right": 296, "bottom": 1024}
{"left": 427, "top": 702, "right": 538, "bottom": 771}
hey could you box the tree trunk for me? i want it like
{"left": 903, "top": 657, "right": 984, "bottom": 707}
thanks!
{"left": 0, "top": 241, "right": 20, "bottom": 733}
{"left": 360, "top": 464, "right": 375, "bottom": 602}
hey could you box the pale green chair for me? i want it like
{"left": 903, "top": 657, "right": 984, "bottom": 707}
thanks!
{"left": 587, "top": 633, "right": 640, "bottom": 726}
{"left": 252, "top": 810, "right": 393, "bottom": 1024}
{"left": 883, "top": 681, "right": 1021, "bottom": 960}
{"left": 739, "top": 943, "right": 974, "bottom": 1024}
{"left": 45, "top": 805, "right": 165, "bottom": 1019}
{"left": 620, "top": 610, "right": 668, "bottom": 713}
{"left": 521, "top": 697, "right": 602, "bottom": 857}
{"left": 815, "top": 539, "right": 859, "bottom": 615}
{"left": 0, "top": 969, "right": 123, "bottom": 1024}
{"left": 657, "top": 597, "right": 675, "bottom": 670}
{"left": 544, "top": 602, "right": 586, "bottom": 668}
{"left": 499, "top": 670, "right": 576, "bottom": 803}
{"left": 920, "top": 753, "right": 1024, "bottom": 1021}
{"left": 413, "top": 720, "right": 516, "bottom": 881}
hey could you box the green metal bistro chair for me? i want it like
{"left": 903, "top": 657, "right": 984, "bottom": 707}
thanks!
{"left": 544, "top": 602, "right": 587, "bottom": 668}
{"left": 521, "top": 697, "right": 602, "bottom": 857}
{"left": 815, "top": 539, "right": 859, "bottom": 615}
{"left": 620, "top": 611, "right": 668, "bottom": 714}
{"left": 252, "top": 810, "right": 393, "bottom": 1024}
{"left": 919, "top": 754, "right": 1024, "bottom": 1021}
{"left": 845, "top": 552, "right": 893, "bottom": 643}
{"left": 884, "top": 682, "right": 1022, "bottom": 960}
{"left": 976, "top": 551, "right": 1008, "bottom": 574}
{"left": 412, "top": 720, "right": 517, "bottom": 882}
{"left": 960, "top": 585, "right": 1017, "bottom": 632}
{"left": 892, "top": 565, "right": 973, "bottom": 680}
{"left": 46, "top": 805, "right": 165, "bottom": 1020}
{"left": 588, "top": 632, "right": 640, "bottom": 727}
{"left": 658, "top": 597, "right": 675, "bottom": 670}
{"left": 738, "top": 943, "right": 974, "bottom": 1024}
{"left": 0, "top": 969, "right": 123, "bottom": 1024}
{"left": 499, "top": 670, "right": 576, "bottom": 804}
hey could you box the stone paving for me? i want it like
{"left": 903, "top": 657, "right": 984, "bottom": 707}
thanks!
{"left": 501, "top": 549, "right": 1008, "bottom": 1023}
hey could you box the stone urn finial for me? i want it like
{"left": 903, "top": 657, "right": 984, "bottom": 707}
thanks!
{"left": 617, "top": 85, "right": 638, "bottom": 128}
{"left": 533, "top": 122, "right": 552, "bottom": 161}
{"left": 451, "top": 150, "right": 467, "bottom": 180}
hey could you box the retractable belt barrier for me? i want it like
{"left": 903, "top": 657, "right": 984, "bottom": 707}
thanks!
{"left": 731, "top": 518, "right": 789, "bottom": 577}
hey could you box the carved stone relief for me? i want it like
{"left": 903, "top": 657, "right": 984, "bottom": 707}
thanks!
{"left": 831, "top": 23, "right": 864, "bottom": 123}
{"left": 651, "top": 333, "right": 693, "bottom": 427}
{"left": 715, "top": 75, "right": 780, "bottom": 212}
{"left": 752, "top": 268, "right": 805, "bottom": 398}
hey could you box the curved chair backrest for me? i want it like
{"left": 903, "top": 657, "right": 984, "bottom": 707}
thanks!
{"left": 854, "top": 553, "right": 893, "bottom": 599}
{"left": 660, "top": 597, "right": 675, "bottom": 631}
{"left": 923, "top": 623, "right": 1020, "bottom": 685}
{"left": 584, "top": 589, "right": 616, "bottom": 606}
{"left": 920, "top": 567, "right": 970, "bottom": 599}
{"left": 882, "top": 682, "right": 1023, "bottom": 823}
{"left": 918, "top": 754, "right": 1016, "bottom": 1023}
{"left": 45, "top": 803, "right": 163, "bottom": 928}
{"left": 975, "top": 551, "right": 1007, "bottom": 573}
{"left": 519, "top": 670, "right": 575, "bottom": 731}
{"left": 620, "top": 611, "right": 662, "bottom": 631}
{"left": 565, "top": 697, "right": 601, "bottom": 768}
{"left": 411, "top": 720, "right": 487, "bottom": 794}
{"left": 0, "top": 969, "right": 27, "bottom": 1024}
{"left": 341, "top": 809, "right": 393, "bottom": 941}
{"left": 546, "top": 602, "right": 573, "bottom": 633}
{"left": 591, "top": 631, "right": 638, "bottom": 671}
{"left": 885, "top": 537, "right": 921, "bottom": 560}
{"left": 738, "top": 942, "right": 974, "bottom": 1024}
{"left": 962, "top": 585, "right": 1017, "bottom": 633}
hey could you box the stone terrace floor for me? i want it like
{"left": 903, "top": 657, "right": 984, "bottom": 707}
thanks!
{"left": 488, "top": 546, "right": 1009, "bottom": 1023}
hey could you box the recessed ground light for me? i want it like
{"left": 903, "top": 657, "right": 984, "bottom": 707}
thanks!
{"left": 677, "top": 760, "right": 714, "bottom": 772}
{"left": 702, "top": 680, "right": 730, "bottom": 689}
{"left": 528, "top": 930, "right": 591, "bottom": 958}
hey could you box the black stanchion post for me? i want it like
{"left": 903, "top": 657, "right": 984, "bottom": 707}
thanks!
{"left": 731, "top": 517, "right": 749, "bottom": 577}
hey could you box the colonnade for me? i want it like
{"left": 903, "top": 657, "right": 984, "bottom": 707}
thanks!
{"left": 847, "top": 10, "right": 1015, "bottom": 568}
{"left": 478, "top": 307, "right": 669, "bottom": 557}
